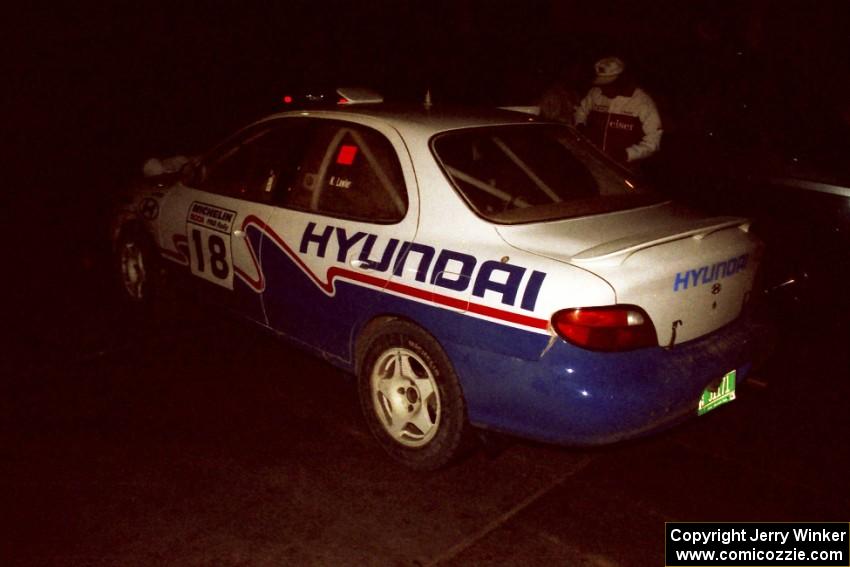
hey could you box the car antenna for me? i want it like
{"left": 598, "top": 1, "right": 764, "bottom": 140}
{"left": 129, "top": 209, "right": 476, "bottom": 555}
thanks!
{"left": 424, "top": 88, "right": 432, "bottom": 110}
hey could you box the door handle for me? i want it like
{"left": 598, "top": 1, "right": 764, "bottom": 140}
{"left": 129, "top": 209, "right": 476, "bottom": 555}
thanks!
{"left": 349, "top": 259, "right": 374, "bottom": 270}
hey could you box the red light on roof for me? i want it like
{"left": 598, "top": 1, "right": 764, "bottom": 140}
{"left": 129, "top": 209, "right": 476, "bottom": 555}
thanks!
{"left": 336, "top": 144, "right": 358, "bottom": 165}
{"left": 283, "top": 95, "right": 293, "bottom": 104}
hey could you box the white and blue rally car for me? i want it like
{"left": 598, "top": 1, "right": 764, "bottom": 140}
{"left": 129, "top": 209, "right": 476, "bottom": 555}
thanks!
{"left": 112, "top": 90, "right": 773, "bottom": 469}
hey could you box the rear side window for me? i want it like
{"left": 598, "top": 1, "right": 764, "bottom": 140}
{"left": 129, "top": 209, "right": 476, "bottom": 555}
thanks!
{"left": 284, "top": 121, "right": 408, "bottom": 223}
{"left": 432, "top": 124, "right": 658, "bottom": 224}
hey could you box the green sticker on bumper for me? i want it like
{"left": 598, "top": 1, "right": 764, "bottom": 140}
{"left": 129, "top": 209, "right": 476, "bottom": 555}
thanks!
{"left": 698, "top": 370, "right": 737, "bottom": 416}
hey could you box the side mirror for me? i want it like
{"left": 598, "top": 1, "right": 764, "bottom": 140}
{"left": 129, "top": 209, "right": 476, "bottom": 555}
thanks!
{"left": 142, "top": 157, "right": 166, "bottom": 178}
{"left": 142, "top": 155, "right": 190, "bottom": 178}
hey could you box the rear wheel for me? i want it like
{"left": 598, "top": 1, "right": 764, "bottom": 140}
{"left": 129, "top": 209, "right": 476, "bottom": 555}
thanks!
{"left": 358, "top": 320, "right": 471, "bottom": 470}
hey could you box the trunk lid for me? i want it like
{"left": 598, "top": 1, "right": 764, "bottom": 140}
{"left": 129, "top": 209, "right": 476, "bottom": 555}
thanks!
{"left": 496, "top": 202, "right": 762, "bottom": 346}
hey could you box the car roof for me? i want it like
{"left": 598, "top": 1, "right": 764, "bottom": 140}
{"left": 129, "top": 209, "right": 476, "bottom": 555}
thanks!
{"left": 262, "top": 103, "right": 542, "bottom": 136}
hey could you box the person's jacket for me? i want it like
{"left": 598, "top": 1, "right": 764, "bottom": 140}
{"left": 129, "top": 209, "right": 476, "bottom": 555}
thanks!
{"left": 574, "top": 86, "right": 662, "bottom": 163}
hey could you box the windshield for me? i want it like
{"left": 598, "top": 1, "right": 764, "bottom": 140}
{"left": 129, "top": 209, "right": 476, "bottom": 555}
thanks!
{"left": 431, "top": 124, "right": 661, "bottom": 224}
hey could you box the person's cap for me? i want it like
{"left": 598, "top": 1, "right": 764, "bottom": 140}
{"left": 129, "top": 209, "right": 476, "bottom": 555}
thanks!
{"left": 593, "top": 57, "right": 625, "bottom": 85}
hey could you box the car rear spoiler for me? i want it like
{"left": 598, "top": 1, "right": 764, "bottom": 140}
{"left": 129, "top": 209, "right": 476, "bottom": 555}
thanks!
{"left": 571, "top": 217, "right": 752, "bottom": 266}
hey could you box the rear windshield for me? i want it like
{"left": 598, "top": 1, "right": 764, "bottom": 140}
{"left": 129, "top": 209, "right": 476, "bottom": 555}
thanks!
{"left": 431, "top": 124, "right": 661, "bottom": 224}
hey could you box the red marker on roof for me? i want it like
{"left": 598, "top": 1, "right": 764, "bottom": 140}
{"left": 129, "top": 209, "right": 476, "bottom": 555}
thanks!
{"left": 336, "top": 144, "right": 358, "bottom": 165}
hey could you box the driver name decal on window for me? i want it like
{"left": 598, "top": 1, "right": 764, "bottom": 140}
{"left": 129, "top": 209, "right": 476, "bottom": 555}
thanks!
{"left": 329, "top": 175, "right": 353, "bottom": 189}
{"left": 336, "top": 144, "right": 359, "bottom": 165}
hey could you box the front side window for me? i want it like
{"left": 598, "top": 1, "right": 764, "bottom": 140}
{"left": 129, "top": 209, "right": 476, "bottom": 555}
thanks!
{"left": 285, "top": 121, "right": 408, "bottom": 223}
{"left": 196, "top": 120, "right": 309, "bottom": 204}
{"left": 196, "top": 132, "right": 260, "bottom": 198}
{"left": 432, "top": 124, "right": 660, "bottom": 224}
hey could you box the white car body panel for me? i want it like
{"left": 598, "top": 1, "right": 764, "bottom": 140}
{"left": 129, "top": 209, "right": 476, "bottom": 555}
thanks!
{"left": 110, "top": 103, "right": 774, "bottom": 450}
{"left": 497, "top": 203, "right": 761, "bottom": 344}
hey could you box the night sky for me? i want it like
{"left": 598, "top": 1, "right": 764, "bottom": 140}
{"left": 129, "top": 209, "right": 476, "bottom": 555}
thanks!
{"left": 3, "top": 7, "right": 849, "bottom": 559}
{"left": 7, "top": 1, "right": 850, "bottom": 219}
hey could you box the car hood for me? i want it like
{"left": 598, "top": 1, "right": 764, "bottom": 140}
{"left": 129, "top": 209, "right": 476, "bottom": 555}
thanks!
{"left": 496, "top": 202, "right": 762, "bottom": 346}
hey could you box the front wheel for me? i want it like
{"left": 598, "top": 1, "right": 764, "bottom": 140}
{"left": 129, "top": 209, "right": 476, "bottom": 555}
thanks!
{"left": 115, "top": 227, "right": 159, "bottom": 307}
{"left": 358, "top": 320, "right": 471, "bottom": 470}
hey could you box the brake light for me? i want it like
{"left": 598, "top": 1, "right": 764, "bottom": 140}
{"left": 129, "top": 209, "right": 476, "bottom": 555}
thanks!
{"left": 551, "top": 306, "right": 658, "bottom": 352}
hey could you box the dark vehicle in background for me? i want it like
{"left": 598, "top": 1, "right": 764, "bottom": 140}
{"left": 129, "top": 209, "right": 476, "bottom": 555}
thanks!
{"left": 739, "top": 172, "right": 850, "bottom": 318}
{"left": 646, "top": 50, "right": 850, "bottom": 327}
{"left": 657, "top": 155, "right": 850, "bottom": 327}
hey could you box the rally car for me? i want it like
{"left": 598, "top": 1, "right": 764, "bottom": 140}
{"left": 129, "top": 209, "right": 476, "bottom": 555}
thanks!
{"left": 112, "top": 90, "right": 773, "bottom": 470}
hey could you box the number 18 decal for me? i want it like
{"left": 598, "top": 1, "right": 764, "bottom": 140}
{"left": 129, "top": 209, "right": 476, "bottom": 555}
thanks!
{"left": 186, "top": 202, "right": 236, "bottom": 289}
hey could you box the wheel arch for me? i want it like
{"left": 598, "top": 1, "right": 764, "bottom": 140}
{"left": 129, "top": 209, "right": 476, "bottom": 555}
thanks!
{"left": 113, "top": 217, "right": 156, "bottom": 254}
{"left": 352, "top": 313, "right": 455, "bottom": 381}
{"left": 353, "top": 314, "right": 402, "bottom": 378}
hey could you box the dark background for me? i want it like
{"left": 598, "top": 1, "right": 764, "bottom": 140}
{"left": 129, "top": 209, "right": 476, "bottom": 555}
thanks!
{"left": 9, "top": 0, "right": 850, "bottom": 193}
{"left": 7, "top": 0, "right": 850, "bottom": 356}
{"left": 4, "top": 4, "right": 849, "bottom": 565}
{"left": 6, "top": 0, "right": 850, "bottom": 368}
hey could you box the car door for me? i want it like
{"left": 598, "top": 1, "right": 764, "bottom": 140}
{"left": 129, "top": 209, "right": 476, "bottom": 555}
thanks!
{"left": 258, "top": 118, "right": 419, "bottom": 362}
{"left": 157, "top": 119, "right": 310, "bottom": 323}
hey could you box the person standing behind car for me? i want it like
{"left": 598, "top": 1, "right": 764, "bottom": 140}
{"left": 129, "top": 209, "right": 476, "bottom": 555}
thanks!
{"left": 574, "top": 56, "right": 662, "bottom": 167}
{"left": 539, "top": 61, "right": 584, "bottom": 125}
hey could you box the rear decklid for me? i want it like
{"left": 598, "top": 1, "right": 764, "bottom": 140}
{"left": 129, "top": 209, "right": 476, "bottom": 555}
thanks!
{"left": 496, "top": 202, "right": 762, "bottom": 346}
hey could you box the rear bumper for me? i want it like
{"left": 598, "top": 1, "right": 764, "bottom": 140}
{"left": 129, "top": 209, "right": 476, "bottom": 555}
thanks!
{"left": 447, "top": 312, "right": 775, "bottom": 445}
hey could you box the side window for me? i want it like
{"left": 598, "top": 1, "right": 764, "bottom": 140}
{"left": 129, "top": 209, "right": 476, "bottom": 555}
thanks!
{"left": 197, "top": 121, "right": 308, "bottom": 204}
{"left": 285, "top": 121, "right": 408, "bottom": 223}
{"left": 244, "top": 120, "right": 310, "bottom": 205}
{"left": 197, "top": 127, "right": 270, "bottom": 198}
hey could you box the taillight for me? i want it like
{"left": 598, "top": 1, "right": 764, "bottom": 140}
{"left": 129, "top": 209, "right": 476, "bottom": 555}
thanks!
{"left": 551, "top": 305, "right": 658, "bottom": 352}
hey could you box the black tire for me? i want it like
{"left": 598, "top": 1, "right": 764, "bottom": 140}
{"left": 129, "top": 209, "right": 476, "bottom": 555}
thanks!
{"left": 357, "top": 320, "right": 471, "bottom": 470}
{"left": 114, "top": 225, "right": 160, "bottom": 308}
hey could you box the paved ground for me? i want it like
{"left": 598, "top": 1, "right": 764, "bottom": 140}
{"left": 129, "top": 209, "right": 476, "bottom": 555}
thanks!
{"left": 3, "top": 239, "right": 848, "bottom": 567}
